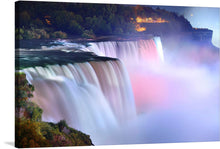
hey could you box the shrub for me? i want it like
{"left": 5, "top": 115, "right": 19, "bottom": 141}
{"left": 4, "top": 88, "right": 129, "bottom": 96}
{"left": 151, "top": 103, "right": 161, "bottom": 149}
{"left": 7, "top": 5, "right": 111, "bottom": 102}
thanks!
{"left": 15, "top": 72, "right": 34, "bottom": 107}
{"left": 68, "top": 20, "right": 83, "bottom": 35}
{"left": 51, "top": 31, "right": 67, "bottom": 39}
{"left": 26, "top": 102, "right": 43, "bottom": 121}
{"left": 23, "top": 28, "right": 50, "bottom": 39}
{"left": 15, "top": 73, "right": 93, "bottom": 147}
{"left": 15, "top": 119, "right": 51, "bottom": 148}
{"left": 58, "top": 120, "right": 68, "bottom": 131}
{"left": 31, "top": 18, "right": 44, "bottom": 28}
{"left": 82, "top": 30, "right": 95, "bottom": 39}
{"left": 35, "top": 29, "right": 50, "bottom": 39}
{"left": 15, "top": 28, "right": 24, "bottom": 40}
{"left": 39, "top": 122, "right": 55, "bottom": 140}
{"left": 113, "top": 27, "right": 123, "bottom": 34}
{"left": 19, "top": 11, "right": 31, "bottom": 27}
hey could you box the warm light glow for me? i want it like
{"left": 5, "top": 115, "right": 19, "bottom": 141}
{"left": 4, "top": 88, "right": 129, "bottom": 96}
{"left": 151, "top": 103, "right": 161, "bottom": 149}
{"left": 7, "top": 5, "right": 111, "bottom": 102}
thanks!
{"left": 45, "top": 19, "right": 52, "bottom": 25}
{"left": 135, "top": 24, "right": 146, "bottom": 32}
{"left": 44, "top": 16, "right": 52, "bottom": 25}
{"left": 132, "top": 16, "right": 168, "bottom": 32}
{"left": 135, "top": 16, "right": 169, "bottom": 23}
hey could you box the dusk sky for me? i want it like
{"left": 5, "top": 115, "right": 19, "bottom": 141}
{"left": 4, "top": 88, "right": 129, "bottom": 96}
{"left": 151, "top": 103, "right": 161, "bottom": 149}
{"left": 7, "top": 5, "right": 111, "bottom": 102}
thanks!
{"left": 154, "top": 6, "right": 220, "bottom": 47}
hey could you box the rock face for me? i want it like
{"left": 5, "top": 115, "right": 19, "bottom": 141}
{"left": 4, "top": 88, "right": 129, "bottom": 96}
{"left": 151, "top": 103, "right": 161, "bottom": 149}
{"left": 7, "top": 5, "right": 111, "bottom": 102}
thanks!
{"left": 192, "top": 28, "right": 213, "bottom": 42}
{"left": 15, "top": 73, "right": 93, "bottom": 148}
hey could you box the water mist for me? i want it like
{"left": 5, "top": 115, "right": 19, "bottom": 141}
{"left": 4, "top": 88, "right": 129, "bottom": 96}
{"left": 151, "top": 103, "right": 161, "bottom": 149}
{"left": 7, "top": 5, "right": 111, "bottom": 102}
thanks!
{"left": 23, "top": 37, "right": 219, "bottom": 145}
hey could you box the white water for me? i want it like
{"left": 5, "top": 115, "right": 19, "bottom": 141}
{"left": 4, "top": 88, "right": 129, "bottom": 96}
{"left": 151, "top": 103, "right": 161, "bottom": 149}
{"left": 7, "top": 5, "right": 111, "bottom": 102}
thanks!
{"left": 82, "top": 37, "right": 219, "bottom": 144}
{"left": 84, "top": 37, "right": 164, "bottom": 65}
{"left": 23, "top": 37, "right": 219, "bottom": 145}
{"left": 23, "top": 60, "right": 136, "bottom": 134}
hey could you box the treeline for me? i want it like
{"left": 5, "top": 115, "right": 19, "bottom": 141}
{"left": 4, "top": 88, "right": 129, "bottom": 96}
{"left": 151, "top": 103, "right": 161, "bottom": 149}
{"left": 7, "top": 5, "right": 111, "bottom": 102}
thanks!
{"left": 15, "top": 72, "right": 93, "bottom": 147}
{"left": 15, "top": 1, "right": 193, "bottom": 39}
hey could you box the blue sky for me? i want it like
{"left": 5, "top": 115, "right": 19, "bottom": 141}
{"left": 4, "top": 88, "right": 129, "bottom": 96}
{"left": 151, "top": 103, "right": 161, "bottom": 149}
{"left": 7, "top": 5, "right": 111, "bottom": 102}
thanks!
{"left": 154, "top": 6, "right": 220, "bottom": 47}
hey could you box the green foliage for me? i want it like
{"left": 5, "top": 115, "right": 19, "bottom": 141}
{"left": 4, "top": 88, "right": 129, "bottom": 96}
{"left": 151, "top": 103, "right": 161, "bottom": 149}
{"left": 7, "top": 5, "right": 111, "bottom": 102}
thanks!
{"left": 26, "top": 102, "right": 43, "bottom": 121}
{"left": 39, "top": 122, "right": 55, "bottom": 140}
{"left": 19, "top": 11, "right": 31, "bottom": 27}
{"left": 15, "top": 119, "right": 51, "bottom": 148}
{"left": 113, "top": 27, "right": 123, "bottom": 34}
{"left": 15, "top": 73, "right": 93, "bottom": 147}
{"left": 15, "top": 73, "right": 42, "bottom": 121}
{"left": 31, "top": 18, "right": 44, "bottom": 28}
{"left": 50, "top": 31, "right": 67, "bottom": 39}
{"left": 15, "top": 28, "right": 56, "bottom": 40}
{"left": 15, "top": 2, "right": 193, "bottom": 38}
{"left": 15, "top": 28, "right": 24, "bottom": 40}
{"left": 22, "top": 28, "right": 50, "bottom": 39}
{"left": 82, "top": 29, "right": 95, "bottom": 39}
{"left": 35, "top": 29, "right": 50, "bottom": 39}
{"left": 15, "top": 118, "right": 93, "bottom": 147}
{"left": 15, "top": 72, "right": 34, "bottom": 107}
{"left": 51, "top": 10, "right": 75, "bottom": 31}
{"left": 68, "top": 20, "right": 83, "bottom": 35}
{"left": 74, "top": 14, "right": 84, "bottom": 24}
{"left": 58, "top": 120, "right": 68, "bottom": 131}
{"left": 93, "top": 16, "right": 112, "bottom": 35}
{"left": 16, "top": 34, "right": 23, "bottom": 40}
{"left": 68, "top": 127, "right": 93, "bottom": 145}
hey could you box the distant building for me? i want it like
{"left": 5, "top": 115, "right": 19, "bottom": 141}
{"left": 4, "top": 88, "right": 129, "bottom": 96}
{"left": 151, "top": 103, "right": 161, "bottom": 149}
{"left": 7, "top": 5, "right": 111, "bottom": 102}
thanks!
{"left": 133, "top": 16, "right": 213, "bottom": 43}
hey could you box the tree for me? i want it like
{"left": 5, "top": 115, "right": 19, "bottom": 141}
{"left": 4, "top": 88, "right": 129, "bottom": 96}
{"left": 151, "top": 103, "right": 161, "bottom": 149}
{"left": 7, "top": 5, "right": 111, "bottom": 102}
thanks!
{"left": 51, "top": 10, "right": 75, "bottom": 32}
{"left": 26, "top": 102, "right": 43, "bottom": 121}
{"left": 15, "top": 72, "right": 34, "bottom": 107}
{"left": 82, "top": 29, "right": 95, "bottom": 39}
{"left": 19, "top": 11, "right": 31, "bottom": 27}
{"left": 92, "top": 16, "right": 112, "bottom": 35}
{"left": 31, "top": 18, "right": 44, "bottom": 28}
{"left": 68, "top": 20, "right": 83, "bottom": 35}
{"left": 15, "top": 72, "right": 93, "bottom": 147}
{"left": 58, "top": 120, "right": 68, "bottom": 131}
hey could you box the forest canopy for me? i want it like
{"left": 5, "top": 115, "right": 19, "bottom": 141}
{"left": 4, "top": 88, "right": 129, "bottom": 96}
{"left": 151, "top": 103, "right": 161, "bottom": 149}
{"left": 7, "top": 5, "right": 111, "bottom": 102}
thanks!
{"left": 15, "top": 1, "right": 193, "bottom": 39}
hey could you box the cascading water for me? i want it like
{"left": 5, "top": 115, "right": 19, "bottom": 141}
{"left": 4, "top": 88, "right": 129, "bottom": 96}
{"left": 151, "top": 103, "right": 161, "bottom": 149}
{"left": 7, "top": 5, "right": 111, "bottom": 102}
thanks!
{"left": 78, "top": 37, "right": 219, "bottom": 144}
{"left": 23, "top": 60, "right": 136, "bottom": 133}
{"left": 20, "top": 37, "right": 219, "bottom": 145}
{"left": 83, "top": 37, "right": 167, "bottom": 113}
{"left": 84, "top": 37, "right": 164, "bottom": 64}
{"left": 21, "top": 38, "right": 166, "bottom": 144}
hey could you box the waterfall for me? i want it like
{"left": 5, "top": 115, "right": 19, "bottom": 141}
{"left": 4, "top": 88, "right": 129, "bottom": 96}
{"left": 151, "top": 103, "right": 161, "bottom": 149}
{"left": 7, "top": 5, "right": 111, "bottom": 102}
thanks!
{"left": 80, "top": 37, "right": 165, "bottom": 113}
{"left": 84, "top": 37, "right": 164, "bottom": 64}
{"left": 19, "top": 37, "right": 219, "bottom": 145}
{"left": 23, "top": 60, "right": 136, "bottom": 133}
{"left": 21, "top": 37, "right": 167, "bottom": 144}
